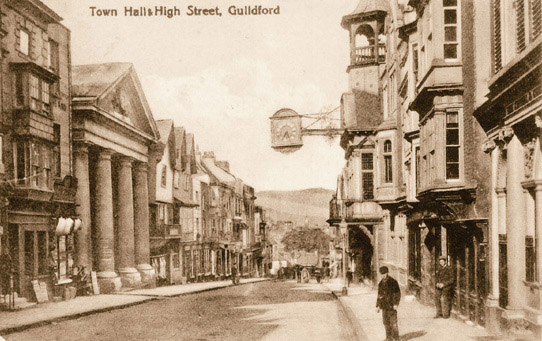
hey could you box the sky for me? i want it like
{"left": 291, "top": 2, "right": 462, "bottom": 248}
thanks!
{"left": 45, "top": 0, "right": 359, "bottom": 191}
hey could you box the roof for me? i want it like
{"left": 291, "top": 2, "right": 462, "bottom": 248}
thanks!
{"left": 202, "top": 157, "right": 236, "bottom": 186}
{"left": 341, "top": 0, "right": 389, "bottom": 29}
{"left": 72, "top": 63, "right": 132, "bottom": 98}
{"left": 349, "top": 0, "right": 389, "bottom": 15}
{"left": 156, "top": 119, "right": 173, "bottom": 144}
{"left": 186, "top": 133, "right": 194, "bottom": 154}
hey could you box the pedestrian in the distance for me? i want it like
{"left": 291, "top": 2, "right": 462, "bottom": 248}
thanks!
{"left": 376, "top": 266, "right": 400, "bottom": 341}
{"left": 435, "top": 256, "right": 454, "bottom": 319}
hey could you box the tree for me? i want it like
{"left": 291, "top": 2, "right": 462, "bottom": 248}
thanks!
{"left": 281, "top": 227, "right": 330, "bottom": 255}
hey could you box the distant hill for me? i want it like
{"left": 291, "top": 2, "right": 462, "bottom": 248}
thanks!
{"left": 255, "top": 188, "right": 334, "bottom": 227}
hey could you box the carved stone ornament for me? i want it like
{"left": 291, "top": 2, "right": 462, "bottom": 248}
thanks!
{"left": 524, "top": 138, "right": 537, "bottom": 179}
{"left": 498, "top": 126, "right": 515, "bottom": 143}
{"left": 536, "top": 115, "right": 542, "bottom": 130}
{"left": 482, "top": 139, "right": 496, "bottom": 153}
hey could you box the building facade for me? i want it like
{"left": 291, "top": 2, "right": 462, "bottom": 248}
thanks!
{"left": 473, "top": 0, "right": 542, "bottom": 337}
{"left": 0, "top": 0, "right": 76, "bottom": 301}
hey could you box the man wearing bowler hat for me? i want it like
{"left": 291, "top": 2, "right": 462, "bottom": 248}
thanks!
{"left": 376, "top": 266, "right": 400, "bottom": 341}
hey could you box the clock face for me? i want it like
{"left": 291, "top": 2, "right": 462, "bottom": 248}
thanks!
{"left": 274, "top": 120, "right": 301, "bottom": 146}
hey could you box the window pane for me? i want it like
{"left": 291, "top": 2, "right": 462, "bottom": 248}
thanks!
{"left": 384, "top": 141, "right": 392, "bottom": 153}
{"left": 19, "top": 30, "right": 29, "bottom": 55}
{"left": 444, "top": 44, "right": 458, "bottom": 59}
{"left": 446, "top": 147, "right": 459, "bottom": 162}
{"left": 362, "top": 172, "right": 374, "bottom": 199}
{"left": 446, "top": 129, "right": 459, "bottom": 145}
{"left": 362, "top": 153, "right": 373, "bottom": 170}
{"left": 446, "top": 163, "right": 460, "bottom": 179}
{"left": 444, "top": 0, "right": 458, "bottom": 6}
{"left": 445, "top": 9, "right": 457, "bottom": 24}
{"left": 445, "top": 27, "right": 457, "bottom": 42}
{"left": 447, "top": 111, "right": 459, "bottom": 125}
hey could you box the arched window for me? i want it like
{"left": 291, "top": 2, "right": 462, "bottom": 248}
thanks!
{"left": 383, "top": 140, "right": 393, "bottom": 183}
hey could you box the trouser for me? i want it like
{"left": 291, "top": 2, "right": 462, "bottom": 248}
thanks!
{"left": 435, "top": 286, "right": 453, "bottom": 317}
{"left": 382, "top": 309, "right": 399, "bottom": 340}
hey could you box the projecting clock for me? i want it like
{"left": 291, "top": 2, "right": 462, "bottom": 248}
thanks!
{"left": 270, "top": 109, "right": 303, "bottom": 150}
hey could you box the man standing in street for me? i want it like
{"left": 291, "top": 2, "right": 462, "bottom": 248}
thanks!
{"left": 435, "top": 256, "right": 454, "bottom": 319}
{"left": 376, "top": 266, "right": 400, "bottom": 341}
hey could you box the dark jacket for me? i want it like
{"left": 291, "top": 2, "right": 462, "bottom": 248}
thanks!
{"left": 376, "top": 276, "right": 401, "bottom": 310}
{"left": 436, "top": 265, "right": 454, "bottom": 288}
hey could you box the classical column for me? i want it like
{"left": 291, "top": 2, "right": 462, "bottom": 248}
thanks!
{"left": 74, "top": 143, "right": 92, "bottom": 271}
{"left": 505, "top": 134, "right": 526, "bottom": 315}
{"left": 133, "top": 161, "right": 155, "bottom": 286}
{"left": 483, "top": 140, "right": 499, "bottom": 306}
{"left": 94, "top": 149, "right": 121, "bottom": 293}
{"left": 115, "top": 156, "right": 141, "bottom": 288}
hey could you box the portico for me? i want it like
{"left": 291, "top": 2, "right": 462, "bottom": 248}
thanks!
{"left": 72, "top": 63, "right": 160, "bottom": 292}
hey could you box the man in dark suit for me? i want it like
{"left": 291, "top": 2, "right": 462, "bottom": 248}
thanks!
{"left": 435, "top": 256, "right": 454, "bottom": 318}
{"left": 376, "top": 266, "right": 401, "bottom": 341}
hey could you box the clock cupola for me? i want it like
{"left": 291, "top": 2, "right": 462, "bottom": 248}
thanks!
{"left": 340, "top": 0, "right": 388, "bottom": 131}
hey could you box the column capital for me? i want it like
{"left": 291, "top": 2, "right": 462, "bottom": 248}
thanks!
{"left": 133, "top": 161, "right": 149, "bottom": 173}
{"left": 97, "top": 148, "right": 115, "bottom": 161}
{"left": 497, "top": 126, "right": 514, "bottom": 144}
{"left": 74, "top": 141, "right": 92, "bottom": 155}
{"left": 482, "top": 139, "right": 497, "bottom": 154}
{"left": 116, "top": 155, "right": 134, "bottom": 167}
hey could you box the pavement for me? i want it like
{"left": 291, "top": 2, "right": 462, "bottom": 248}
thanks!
{"left": 0, "top": 277, "right": 267, "bottom": 336}
{"left": 322, "top": 278, "right": 496, "bottom": 341}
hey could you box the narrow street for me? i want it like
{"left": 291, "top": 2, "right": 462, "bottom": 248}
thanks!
{"left": 5, "top": 281, "right": 356, "bottom": 341}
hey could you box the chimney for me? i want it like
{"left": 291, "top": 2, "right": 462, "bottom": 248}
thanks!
{"left": 203, "top": 151, "right": 215, "bottom": 160}
{"left": 216, "top": 161, "right": 230, "bottom": 172}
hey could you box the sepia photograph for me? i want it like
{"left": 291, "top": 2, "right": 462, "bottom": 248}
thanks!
{"left": 0, "top": 0, "right": 541, "bottom": 340}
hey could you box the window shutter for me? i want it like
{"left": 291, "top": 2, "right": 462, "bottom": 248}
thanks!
{"left": 494, "top": 0, "right": 502, "bottom": 71}
{"left": 532, "top": 0, "right": 542, "bottom": 40}
{"left": 517, "top": 0, "right": 526, "bottom": 52}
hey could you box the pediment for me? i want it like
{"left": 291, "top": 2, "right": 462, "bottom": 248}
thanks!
{"left": 97, "top": 69, "right": 157, "bottom": 138}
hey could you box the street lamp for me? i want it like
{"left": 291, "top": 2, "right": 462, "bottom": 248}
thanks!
{"left": 339, "top": 219, "right": 348, "bottom": 296}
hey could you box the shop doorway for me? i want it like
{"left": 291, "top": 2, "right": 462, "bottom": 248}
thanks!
{"left": 448, "top": 225, "right": 488, "bottom": 326}
{"left": 7, "top": 224, "right": 50, "bottom": 298}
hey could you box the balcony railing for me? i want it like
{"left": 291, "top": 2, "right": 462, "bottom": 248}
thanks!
{"left": 352, "top": 45, "right": 386, "bottom": 65}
